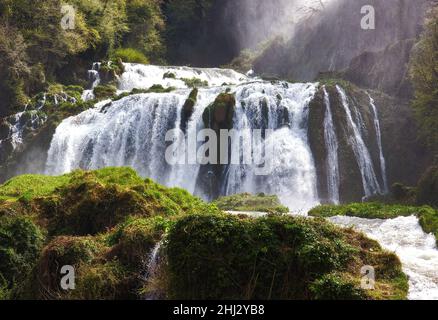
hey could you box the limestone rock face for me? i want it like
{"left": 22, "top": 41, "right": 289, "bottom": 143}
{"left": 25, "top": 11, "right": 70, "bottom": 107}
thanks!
{"left": 308, "top": 83, "right": 430, "bottom": 203}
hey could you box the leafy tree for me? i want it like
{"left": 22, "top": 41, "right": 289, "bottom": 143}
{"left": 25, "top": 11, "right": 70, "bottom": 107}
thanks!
{"left": 409, "top": 6, "right": 438, "bottom": 155}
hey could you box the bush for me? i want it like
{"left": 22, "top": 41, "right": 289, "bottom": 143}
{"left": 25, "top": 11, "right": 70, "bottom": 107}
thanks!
{"left": 310, "top": 273, "right": 366, "bottom": 300}
{"left": 113, "top": 48, "right": 149, "bottom": 64}
{"left": 0, "top": 216, "right": 44, "bottom": 290}
{"left": 166, "top": 213, "right": 406, "bottom": 300}
{"left": 93, "top": 85, "right": 117, "bottom": 100}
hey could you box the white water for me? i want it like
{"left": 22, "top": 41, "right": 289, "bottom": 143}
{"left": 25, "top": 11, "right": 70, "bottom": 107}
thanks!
{"left": 81, "top": 62, "right": 101, "bottom": 101}
{"left": 330, "top": 215, "right": 438, "bottom": 300}
{"left": 222, "top": 82, "right": 319, "bottom": 212}
{"left": 118, "top": 63, "right": 248, "bottom": 92}
{"left": 46, "top": 64, "right": 320, "bottom": 211}
{"left": 0, "top": 111, "right": 47, "bottom": 152}
{"left": 143, "top": 241, "right": 163, "bottom": 300}
{"left": 323, "top": 86, "right": 340, "bottom": 204}
{"left": 369, "top": 94, "right": 389, "bottom": 193}
{"left": 336, "top": 86, "right": 382, "bottom": 197}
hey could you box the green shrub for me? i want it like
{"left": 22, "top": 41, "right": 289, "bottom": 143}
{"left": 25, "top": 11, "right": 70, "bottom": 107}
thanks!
{"left": 93, "top": 85, "right": 117, "bottom": 100}
{"left": 181, "top": 77, "right": 208, "bottom": 88}
{"left": 0, "top": 216, "right": 44, "bottom": 290}
{"left": 166, "top": 213, "right": 406, "bottom": 300}
{"left": 310, "top": 273, "right": 366, "bottom": 300}
{"left": 113, "top": 48, "right": 149, "bottom": 64}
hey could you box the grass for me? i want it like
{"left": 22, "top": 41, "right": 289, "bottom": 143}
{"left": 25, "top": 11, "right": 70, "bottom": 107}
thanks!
{"left": 213, "top": 193, "right": 289, "bottom": 214}
{"left": 112, "top": 48, "right": 149, "bottom": 64}
{"left": 0, "top": 174, "right": 71, "bottom": 202}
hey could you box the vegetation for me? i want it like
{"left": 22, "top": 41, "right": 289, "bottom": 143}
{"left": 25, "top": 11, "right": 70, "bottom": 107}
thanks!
{"left": 181, "top": 77, "right": 208, "bottom": 88}
{"left": 112, "top": 48, "right": 149, "bottom": 65}
{"left": 213, "top": 193, "right": 289, "bottom": 214}
{"left": 166, "top": 213, "right": 407, "bottom": 300}
{"left": 409, "top": 6, "right": 438, "bottom": 155}
{"left": 0, "top": 0, "right": 169, "bottom": 117}
{"left": 0, "top": 167, "right": 408, "bottom": 300}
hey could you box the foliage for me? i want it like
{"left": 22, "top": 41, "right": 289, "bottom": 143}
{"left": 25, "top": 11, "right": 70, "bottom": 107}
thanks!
{"left": 0, "top": 216, "right": 44, "bottom": 293}
{"left": 409, "top": 7, "right": 438, "bottom": 154}
{"left": 181, "top": 77, "right": 208, "bottom": 88}
{"left": 166, "top": 213, "right": 407, "bottom": 299}
{"left": 93, "top": 84, "right": 117, "bottom": 100}
{"left": 112, "top": 48, "right": 149, "bottom": 64}
{"left": 417, "top": 165, "right": 438, "bottom": 208}
{"left": 213, "top": 193, "right": 289, "bottom": 214}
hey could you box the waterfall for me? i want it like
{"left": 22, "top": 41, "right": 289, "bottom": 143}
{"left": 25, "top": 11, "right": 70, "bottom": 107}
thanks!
{"left": 82, "top": 62, "right": 101, "bottom": 101}
{"left": 323, "top": 87, "right": 340, "bottom": 204}
{"left": 118, "top": 63, "right": 248, "bottom": 92}
{"left": 142, "top": 241, "right": 163, "bottom": 300}
{"left": 369, "top": 94, "right": 389, "bottom": 193}
{"left": 222, "top": 82, "right": 319, "bottom": 212}
{"left": 336, "top": 85, "right": 382, "bottom": 198}
{"left": 330, "top": 215, "right": 438, "bottom": 300}
{"left": 0, "top": 111, "right": 47, "bottom": 154}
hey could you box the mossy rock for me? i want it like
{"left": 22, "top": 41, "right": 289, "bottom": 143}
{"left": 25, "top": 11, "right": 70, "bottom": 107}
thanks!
{"left": 0, "top": 216, "right": 44, "bottom": 297}
{"left": 93, "top": 85, "right": 117, "bottom": 100}
{"left": 202, "top": 92, "right": 236, "bottom": 130}
{"left": 163, "top": 72, "right": 176, "bottom": 79}
{"left": 417, "top": 165, "right": 438, "bottom": 208}
{"left": 213, "top": 193, "right": 289, "bottom": 214}
{"left": 0, "top": 168, "right": 410, "bottom": 300}
{"left": 181, "top": 88, "right": 198, "bottom": 131}
{"left": 166, "top": 213, "right": 407, "bottom": 300}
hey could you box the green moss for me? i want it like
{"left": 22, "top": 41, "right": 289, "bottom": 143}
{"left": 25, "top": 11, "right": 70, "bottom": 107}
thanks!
{"left": 0, "top": 216, "right": 44, "bottom": 293}
{"left": 308, "top": 202, "right": 424, "bottom": 219}
{"left": 418, "top": 207, "right": 438, "bottom": 246}
{"left": 93, "top": 85, "right": 117, "bottom": 100}
{"left": 0, "top": 168, "right": 409, "bottom": 300}
{"left": 202, "top": 92, "right": 236, "bottom": 130}
{"left": 417, "top": 165, "right": 438, "bottom": 207}
{"left": 0, "top": 174, "right": 71, "bottom": 203}
{"left": 163, "top": 72, "right": 176, "bottom": 79}
{"left": 310, "top": 273, "right": 366, "bottom": 300}
{"left": 213, "top": 193, "right": 289, "bottom": 214}
{"left": 181, "top": 77, "right": 208, "bottom": 88}
{"left": 166, "top": 213, "right": 407, "bottom": 300}
{"left": 112, "top": 48, "right": 149, "bottom": 65}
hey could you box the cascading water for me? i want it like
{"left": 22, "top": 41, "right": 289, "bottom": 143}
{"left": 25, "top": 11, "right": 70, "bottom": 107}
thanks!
{"left": 118, "top": 63, "right": 248, "bottom": 92}
{"left": 222, "top": 82, "right": 319, "bottom": 212}
{"left": 369, "top": 94, "right": 389, "bottom": 193}
{"left": 0, "top": 111, "right": 47, "bottom": 154}
{"left": 142, "top": 241, "right": 163, "bottom": 300}
{"left": 323, "top": 86, "right": 340, "bottom": 204}
{"left": 46, "top": 65, "right": 246, "bottom": 194}
{"left": 82, "top": 62, "right": 101, "bottom": 101}
{"left": 336, "top": 85, "right": 382, "bottom": 198}
{"left": 330, "top": 215, "right": 438, "bottom": 300}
